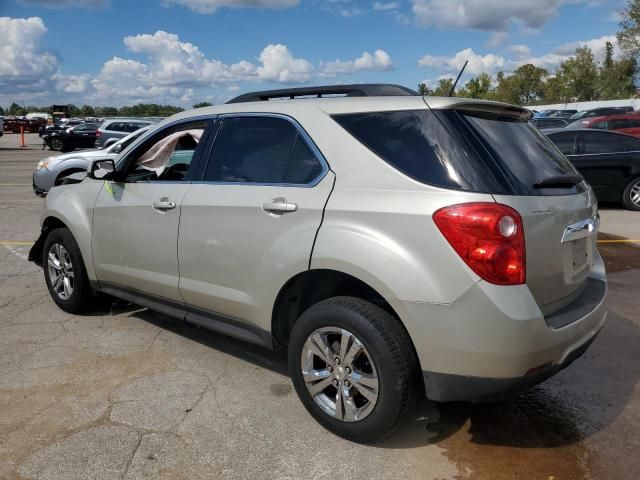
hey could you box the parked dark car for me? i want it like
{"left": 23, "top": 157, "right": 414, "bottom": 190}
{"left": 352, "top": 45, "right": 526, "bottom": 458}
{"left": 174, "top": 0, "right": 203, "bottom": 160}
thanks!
{"left": 545, "top": 128, "right": 640, "bottom": 210}
{"left": 43, "top": 123, "right": 101, "bottom": 152}
{"left": 569, "top": 107, "right": 632, "bottom": 121}
{"left": 531, "top": 117, "right": 569, "bottom": 129}
{"left": 40, "top": 119, "right": 84, "bottom": 138}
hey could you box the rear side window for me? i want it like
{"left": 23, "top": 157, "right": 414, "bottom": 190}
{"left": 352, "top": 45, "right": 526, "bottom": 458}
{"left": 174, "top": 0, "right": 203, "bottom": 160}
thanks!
{"left": 203, "top": 116, "right": 324, "bottom": 184}
{"left": 610, "top": 119, "right": 629, "bottom": 129}
{"left": 582, "top": 133, "right": 623, "bottom": 154}
{"left": 107, "top": 122, "right": 126, "bottom": 132}
{"left": 334, "top": 109, "right": 582, "bottom": 195}
{"left": 333, "top": 110, "right": 502, "bottom": 192}
{"left": 550, "top": 132, "right": 577, "bottom": 155}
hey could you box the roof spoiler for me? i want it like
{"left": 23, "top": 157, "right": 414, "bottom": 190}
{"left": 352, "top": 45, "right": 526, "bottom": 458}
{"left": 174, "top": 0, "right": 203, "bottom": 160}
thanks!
{"left": 226, "top": 84, "right": 418, "bottom": 104}
{"left": 447, "top": 101, "right": 533, "bottom": 121}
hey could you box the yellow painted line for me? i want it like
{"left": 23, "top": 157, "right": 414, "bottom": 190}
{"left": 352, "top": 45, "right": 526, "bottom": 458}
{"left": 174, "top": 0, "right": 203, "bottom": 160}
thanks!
{"left": 0, "top": 241, "right": 33, "bottom": 246}
{"left": 597, "top": 239, "right": 640, "bottom": 244}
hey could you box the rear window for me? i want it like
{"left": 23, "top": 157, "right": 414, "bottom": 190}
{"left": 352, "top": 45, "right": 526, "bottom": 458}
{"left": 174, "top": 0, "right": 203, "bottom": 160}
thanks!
{"left": 334, "top": 109, "right": 583, "bottom": 196}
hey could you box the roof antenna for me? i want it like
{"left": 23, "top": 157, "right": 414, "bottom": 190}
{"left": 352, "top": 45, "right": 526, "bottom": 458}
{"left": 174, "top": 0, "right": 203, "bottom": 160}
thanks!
{"left": 449, "top": 60, "right": 468, "bottom": 97}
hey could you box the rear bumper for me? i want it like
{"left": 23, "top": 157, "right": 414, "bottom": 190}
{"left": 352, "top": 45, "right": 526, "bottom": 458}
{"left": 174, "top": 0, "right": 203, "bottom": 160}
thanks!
{"left": 423, "top": 328, "right": 599, "bottom": 402}
{"left": 391, "top": 250, "right": 607, "bottom": 402}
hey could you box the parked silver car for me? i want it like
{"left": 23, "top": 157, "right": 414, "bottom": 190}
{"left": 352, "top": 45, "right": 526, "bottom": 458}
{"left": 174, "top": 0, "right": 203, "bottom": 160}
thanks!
{"left": 33, "top": 126, "right": 151, "bottom": 195}
{"left": 29, "top": 84, "right": 607, "bottom": 442}
{"left": 94, "top": 118, "right": 156, "bottom": 149}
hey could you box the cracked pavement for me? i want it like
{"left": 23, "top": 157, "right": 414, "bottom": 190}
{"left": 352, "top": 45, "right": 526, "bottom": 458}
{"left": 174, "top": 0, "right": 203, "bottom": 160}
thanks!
{"left": 1, "top": 134, "right": 639, "bottom": 479}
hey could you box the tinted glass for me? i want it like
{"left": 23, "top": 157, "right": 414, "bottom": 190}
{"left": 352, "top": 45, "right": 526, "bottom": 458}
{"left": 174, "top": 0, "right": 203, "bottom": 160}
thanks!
{"left": 284, "top": 135, "right": 324, "bottom": 183}
{"left": 592, "top": 121, "right": 608, "bottom": 129}
{"left": 461, "top": 111, "right": 582, "bottom": 195}
{"left": 108, "top": 123, "right": 126, "bottom": 132}
{"left": 629, "top": 119, "right": 640, "bottom": 128}
{"left": 204, "top": 117, "right": 297, "bottom": 183}
{"left": 610, "top": 119, "right": 630, "bottom": 129}
{"left": 623, "top": 136, "right": 640, "bottom": 151}
{"left": 582, "top": 133, "right": 624, "bottom": 154}
{"left": 333, "top": 110, "right": 502, "bottom": 192}
{"left": 549, "top": 132, "right": 577, "bottom": 155}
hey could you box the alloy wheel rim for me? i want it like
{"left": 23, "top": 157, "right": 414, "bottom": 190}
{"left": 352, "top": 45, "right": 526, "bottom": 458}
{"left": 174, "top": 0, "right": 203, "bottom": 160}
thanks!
{"left": 47, "top": 243, "right": 74, "bottom": 300}
{"left": 631, "top": 181, "right": 640, "bottom": 207}
{"left": 301, "top": 327, "right": 379, "bottom": 422}
{"left": 51, "top": 139, "right": 63, "bottom": 150}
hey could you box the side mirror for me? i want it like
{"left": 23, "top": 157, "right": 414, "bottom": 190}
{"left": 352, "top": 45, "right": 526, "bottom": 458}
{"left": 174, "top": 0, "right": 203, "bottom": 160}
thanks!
{"left": 112, "top": 143, "right": 123, "bottom": 154}
{"left": 89, "top": 159, "right": 116, "bottom": 180}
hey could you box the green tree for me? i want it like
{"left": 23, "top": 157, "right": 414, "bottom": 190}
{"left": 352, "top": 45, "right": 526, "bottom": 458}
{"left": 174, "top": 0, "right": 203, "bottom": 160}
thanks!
{"left": 508, "top": 64, "right": 548, "bottom": 104}
{"left": 464, "top": 73, "right": 493, "bottom": 99}
{"left": 432, "top": 77, "right": 454, "bottom": 96}
{"left": 193, "top": 101, "right": 213, "bottom": 108}
{"left": 599, "top": 41, "right": 637, "bottom": 99}
{"left": 558, "top": 47, "right": 600, "bottom": 101}
{"left": 80, "top": 105, "right": 96, "bottom": 117}
{"left": 492, "top": 72, "right": 520, "bottom": 104}
{"left": 0, "top": 106, "right": 4, "bottom": 115}
{"left": 543, "top": 74, "right": 569, "bottom": 103}
{"left": 8, "top": 102, "right": 26, "bottom": 116}
{"left": 618, "top": 0, "right": 640, "bottom": 59}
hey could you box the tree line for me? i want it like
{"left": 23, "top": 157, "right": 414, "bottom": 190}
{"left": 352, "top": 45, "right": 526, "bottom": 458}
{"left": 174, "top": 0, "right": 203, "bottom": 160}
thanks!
{"left": 0, "top": 103, "right": 186, "bottom": 118}
{"left": 418, "top": 41, "right": 637, "bottom": 105}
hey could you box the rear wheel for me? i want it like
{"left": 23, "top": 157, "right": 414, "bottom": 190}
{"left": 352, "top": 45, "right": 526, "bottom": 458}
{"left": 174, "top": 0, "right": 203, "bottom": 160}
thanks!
{"left": 288, "top": 296, "right": 419, "bottom": 443}
{"left": 43, "top": 228, "right": 96, "bottom": 313}
{"left": 49, "top": 137, "right": 63, "bottom": 151}
{"left": 622, "top": 177, "right": 640, "bottom": 211}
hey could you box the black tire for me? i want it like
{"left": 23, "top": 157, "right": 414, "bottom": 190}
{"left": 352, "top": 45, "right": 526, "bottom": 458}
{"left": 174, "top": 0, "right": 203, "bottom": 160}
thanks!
{"left": 42, "top": 227, "right": 96, "bottom": 313}
{"left": 288, "top": 296, "right": 419, "bottom": 443}
{"left": 622, "top": 177, "right": 640, "bottom": 211}
{"left": 49, "top": 137, "right": 63, "bottom": 151}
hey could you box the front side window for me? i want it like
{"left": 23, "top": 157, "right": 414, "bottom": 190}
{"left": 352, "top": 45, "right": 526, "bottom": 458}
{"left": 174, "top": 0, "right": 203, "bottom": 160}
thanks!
{"left": 550, "top": 132, "right": 577, "bottom": 155}
{"left": 203, "top": 116, "right": 323, "bottom": 184}
{"left": 124, "top": 120, "right": 208, "bottom": 182}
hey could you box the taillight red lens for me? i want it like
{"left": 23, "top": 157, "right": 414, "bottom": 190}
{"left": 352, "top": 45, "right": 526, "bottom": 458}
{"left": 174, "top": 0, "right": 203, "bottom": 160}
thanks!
{"left": 96, "top": 129, "right": 102, "bottom": 137}
{"left": 433, "top": 203, "right": 526, "bottom": 285}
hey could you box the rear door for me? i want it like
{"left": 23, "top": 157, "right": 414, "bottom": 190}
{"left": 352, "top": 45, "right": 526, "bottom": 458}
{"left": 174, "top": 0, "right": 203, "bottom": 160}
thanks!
{"left": 178, "top": 114, "right": 333, "bottom": 332}
{"left": 572, "top": 131, "right": 630, "bottom": 200}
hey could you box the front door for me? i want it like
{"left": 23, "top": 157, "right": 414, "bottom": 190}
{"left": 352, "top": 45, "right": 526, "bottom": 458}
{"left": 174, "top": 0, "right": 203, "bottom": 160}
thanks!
{"left": 178, "top": 115, "right": 334, "bottom": 332}
{"left": 92, "top": 118, "right": 213, "bottom": 302}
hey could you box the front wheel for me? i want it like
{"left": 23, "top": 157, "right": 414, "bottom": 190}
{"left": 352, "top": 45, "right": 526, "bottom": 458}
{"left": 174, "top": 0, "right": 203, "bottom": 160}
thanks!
{"left": 288, "top": 296, "right": 419, "bottom": 443}
{"left": 622, "top": 177, "right": 640, "bottom": 211}
{"left": 43, "top": 228, "right": 96, "bottom": 313}
{"left": 48, "top": 137, "right": 63, "bottom": 151}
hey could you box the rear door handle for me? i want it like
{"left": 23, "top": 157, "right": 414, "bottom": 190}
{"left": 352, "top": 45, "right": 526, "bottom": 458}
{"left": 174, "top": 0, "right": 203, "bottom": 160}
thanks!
{"left": 152, "top": 198, "right": 176, "bottom": 211}
{"left": 262, "top": 197, "right": 298, "bottom": 215}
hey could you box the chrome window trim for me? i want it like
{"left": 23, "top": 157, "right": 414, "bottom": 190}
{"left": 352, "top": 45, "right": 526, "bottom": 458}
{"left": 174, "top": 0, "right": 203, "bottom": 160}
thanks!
{"left": 567, "top": 150, "right": 640, "bottom": 157}
{"left": 196, "top": 112, "right": 330, "bottom": 188}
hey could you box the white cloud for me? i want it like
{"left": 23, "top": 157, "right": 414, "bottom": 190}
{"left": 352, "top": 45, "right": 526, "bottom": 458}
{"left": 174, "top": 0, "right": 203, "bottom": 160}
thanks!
{"left": 322, "top": 49, "right": 394, "bottom": 76}
{"left": 411, "top": 0, "right": 596, "bottom": 31}
{"left": 373, "top": 1, "right": 400, "bottom": 10}
{"left": 419, "top": 48, "right": 512, "bottom": 75}
{"left": 256, "top": 43, "right": 313, "bottom": 82}
{"left": 0, "top": 17, "right": 59, "bottom": 93}
{"left": 162, "top": 0, "right": 298, "bottom": 13}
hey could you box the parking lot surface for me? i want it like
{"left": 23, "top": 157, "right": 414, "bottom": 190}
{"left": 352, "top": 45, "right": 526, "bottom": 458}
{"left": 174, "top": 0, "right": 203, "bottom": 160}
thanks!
{"left": 1, "top": 134, "right": 639, "bottom": 479}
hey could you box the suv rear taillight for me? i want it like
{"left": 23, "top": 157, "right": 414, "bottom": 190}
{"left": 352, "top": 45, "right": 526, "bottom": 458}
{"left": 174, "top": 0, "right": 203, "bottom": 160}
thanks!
{"left": 433, "top": 203, "right": 526, "bottom": 285}
{"left": 96, "top": 129, "right": 102, "bottom": 137}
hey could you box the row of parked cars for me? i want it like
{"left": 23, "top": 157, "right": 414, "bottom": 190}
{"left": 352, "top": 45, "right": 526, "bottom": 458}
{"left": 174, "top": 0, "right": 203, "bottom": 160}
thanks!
{"left": 40, "top": 118, "right": 158, "bottom": 152}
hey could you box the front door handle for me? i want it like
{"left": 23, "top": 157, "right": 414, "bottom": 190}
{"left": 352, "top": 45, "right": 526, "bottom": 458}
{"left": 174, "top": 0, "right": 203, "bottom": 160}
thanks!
{"left": 152, "top": 198, "right": 176, "bottom": 211}
{"left": 262, "top": 197, "right": 298, "bottom": 215}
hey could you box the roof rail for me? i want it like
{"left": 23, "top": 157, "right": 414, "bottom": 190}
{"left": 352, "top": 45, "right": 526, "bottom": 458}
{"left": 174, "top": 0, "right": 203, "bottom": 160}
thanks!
{"left": 226, "top": 84, "right": 418, "bottom": 104}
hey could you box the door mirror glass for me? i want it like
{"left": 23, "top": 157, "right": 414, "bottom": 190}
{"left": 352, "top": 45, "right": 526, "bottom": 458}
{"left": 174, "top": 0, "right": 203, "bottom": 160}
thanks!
{"left": 89, "top": 159, "right": 116, "bottom": 180}
{"left": 112, "top": 143, "right": 123, "bottom": 154}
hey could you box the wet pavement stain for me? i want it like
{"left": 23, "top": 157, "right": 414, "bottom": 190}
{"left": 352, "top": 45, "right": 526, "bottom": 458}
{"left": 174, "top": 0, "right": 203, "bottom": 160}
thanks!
{"left": 598, "top": 232, "right": 640, "bottom": 273}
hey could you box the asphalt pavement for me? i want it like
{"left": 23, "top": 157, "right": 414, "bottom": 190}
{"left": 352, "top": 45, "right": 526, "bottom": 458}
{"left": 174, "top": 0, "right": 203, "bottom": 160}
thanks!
{"left": 1, "top": 133, "right": 639, "bottom": 480}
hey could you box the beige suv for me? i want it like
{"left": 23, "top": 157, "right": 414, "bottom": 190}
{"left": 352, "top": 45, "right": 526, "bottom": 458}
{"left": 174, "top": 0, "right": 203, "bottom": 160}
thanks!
{"left": 30, "top": 85, "right": 607, "bottom": 442}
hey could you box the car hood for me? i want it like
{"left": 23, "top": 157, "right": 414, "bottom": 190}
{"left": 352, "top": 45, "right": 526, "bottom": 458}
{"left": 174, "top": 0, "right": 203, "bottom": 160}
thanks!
{"left": 48, "top": 148, "right": 116, "bottom": 166}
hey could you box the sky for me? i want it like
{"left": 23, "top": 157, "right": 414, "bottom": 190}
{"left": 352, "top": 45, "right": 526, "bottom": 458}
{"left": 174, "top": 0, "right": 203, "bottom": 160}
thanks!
{"left": 0, "top": 0, "right": 629, "bottom": 108}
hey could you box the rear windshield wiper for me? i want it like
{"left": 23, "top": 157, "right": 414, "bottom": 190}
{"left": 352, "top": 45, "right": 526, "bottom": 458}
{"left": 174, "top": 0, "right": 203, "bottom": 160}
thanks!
{"left": 533, "top": 174, "right": 582, "bottom": 189}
